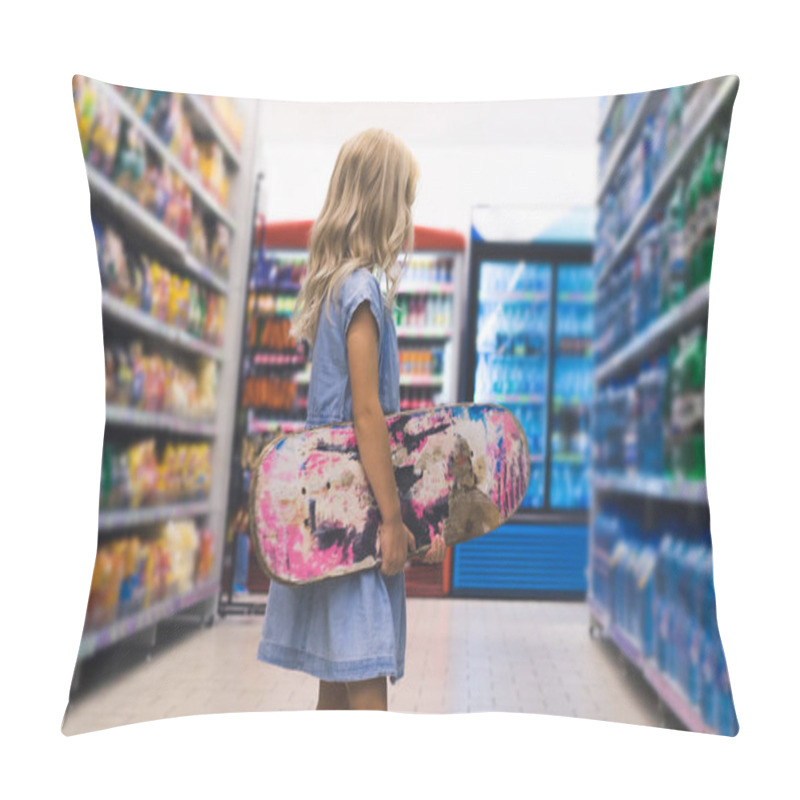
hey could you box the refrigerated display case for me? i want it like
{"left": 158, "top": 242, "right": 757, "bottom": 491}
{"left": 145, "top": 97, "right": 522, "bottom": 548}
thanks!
{"left": 453, "top": 206, "right": 594, "bottom": 597}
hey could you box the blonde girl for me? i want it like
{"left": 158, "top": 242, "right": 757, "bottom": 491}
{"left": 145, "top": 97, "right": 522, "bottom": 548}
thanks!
{"left": 257, "top": 128, "right": 446, "bottom": 711}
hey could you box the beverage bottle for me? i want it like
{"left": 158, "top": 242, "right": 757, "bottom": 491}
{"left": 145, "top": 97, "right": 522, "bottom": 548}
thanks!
{"left": 699, "top": 134, "right": 719, "bottom": 287}
{"left": 712, "top": 129, "right": 727, "bottom": 226}
{"left": 666, "top": 179, "right": 687, "bottom": 310}
{"left": 685, "top": 157, "right": 699, "bottom": 292}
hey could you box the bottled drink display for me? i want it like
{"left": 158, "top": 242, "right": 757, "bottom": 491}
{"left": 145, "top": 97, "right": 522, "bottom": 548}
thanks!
{"left": 593, "top": 326, "right": 706, "bottom": 484}
{"left": 591, "top": 77, "right": 737, "bottom": 735}
{"left": 474, "top": 261, "right": 552, "bottom": 509}
{"left": 226, "top": 222, "right": 461, "bottom": 602}
{"left": 590, "top": 503, "right": 735, "bottom": 735}
{"left": 398, "top": 254, "right": 454, "bottom": 286}
{"left": 392, "top": 294, "right": 453, "bottom": 330}
{"left": 594, "top": 79, "right": 730, "bottom": 295}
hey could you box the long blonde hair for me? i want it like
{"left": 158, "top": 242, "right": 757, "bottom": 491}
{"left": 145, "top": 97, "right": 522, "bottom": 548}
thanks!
{"left": 290, "top": 128, "right": 419, "bottom": 348}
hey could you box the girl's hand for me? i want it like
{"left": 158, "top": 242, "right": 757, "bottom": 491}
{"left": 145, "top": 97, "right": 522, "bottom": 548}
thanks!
{"left": 421, "top": 534, "right": 447, "bottom": 565}
{"left": 379, "top": 519, "right": 416, "bottom": 577}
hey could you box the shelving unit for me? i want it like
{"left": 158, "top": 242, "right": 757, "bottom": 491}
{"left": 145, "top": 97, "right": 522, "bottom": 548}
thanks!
{"left": 101, "top": 293, "right": 224, "bottom": 360}
{"left": 589, "top": 76, "right": 739, "bottom": 735}
{"left": 105, "top": 405, "right": 217, "bottom": 437}
{"left": 596, "top": 92, "right": 654, "bottom": 201}
{"left": 183, "top": 94, "right": 242, "bottom": 168}
{"left": 592, "top": 473, "right": 708, "bottom": 505}
{"left": 100, "top": 83, "right": 237, "bottom": 230}
{"left": 595, "top": 282, "right": 709, "bottom": 383}
{"left": 71, "top": 76, "right": 260, "bottom": 684}
{"left": 396, "top": 326, "right": 451, "bottom": 340}
{"left": 98, "top": 500, "right": 213, "bottom": 533}
{"left": 78, "top": 580, "right": 219, "bottom": 661}
{"left": 597, "top": 76, "right": 739, "bottom": 286}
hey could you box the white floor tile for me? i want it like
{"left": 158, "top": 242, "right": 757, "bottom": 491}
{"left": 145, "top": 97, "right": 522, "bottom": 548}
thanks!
{"left": 63, "top": 598, "right": 675, "bottom": 735}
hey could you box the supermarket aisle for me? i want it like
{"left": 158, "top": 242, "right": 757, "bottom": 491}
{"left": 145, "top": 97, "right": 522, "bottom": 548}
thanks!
{"left": 63, "top": 598, "right": 678, "bottom": 735}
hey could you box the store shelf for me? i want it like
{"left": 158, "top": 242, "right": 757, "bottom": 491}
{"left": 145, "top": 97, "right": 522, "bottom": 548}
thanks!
{"left": 484, "top": 393, "right": 546, "bottom": 404}
{"left": 595, "top": 282, "right": 710, "bottom": 382}
{"left": 78, "top": 579, "right": 218, "bottom": 661}
{"left": 247, "top": 418, "right": 305, "bottom": 435}
{"left": 87, "top": 165, "right": 228, "bottom": 295}
{"left": 598, "top": 75, "right": 738, "bottom": 286}
{"left": 251, "top": 352, "right": 306, "bottom": 366}
{"left": 558, "top": 292, "right": 595, "bottom": 304}
{"left": 593, "top": 472, "right": 708, "bottom": 504}
{"left": 609, "top": 623, "right": 715, "bottom": 734}
{"left": 98, "top": 499, "right": 212, "bottom": 532}
{"left": 102, "top": 293, "right": 224, "bottom": 361}
{"left": 397, "top": 283, "right": 454, "bottom": 296}
{"left": 250, "top": 281, "right": 302, "bottom": 293}
{"left": 480, "top": 291, "right": 550, "bottom": 304}
{"left": 397, "top": 283, "right": 453, "bottom": 296}
{"left": 553, "top": 396, "right": 591, "bottom": 408}
{"left": 183, "top": 94, "right": 242, "bottom": 168}
{"left": 105, "top": 405, "right": 217, "bottom": 437}
{"left": 552, "top": 453, "right": 587, "bottom": 465}
{"left": 557, "top": 343, "right": 593, "bottom": 357}
{"left": 596, "top": 92, "right": 654, "bottom": 202}
{"left": 589, "top": 594, "right": 716, "bottom": 733}
{"left": 399, "top": 374, "right": 443, "bottom": 388}
{"left": 396, "top": 326, "right": 452, "bottom": 340}
{"left": 87, "top": 164, "right": 184, "bottom": 249}
{"left": 183, "top": 252, "right": 229, "bottom": 294}
{"left": 103, "top": 84, "right": 236, "bottom": 230}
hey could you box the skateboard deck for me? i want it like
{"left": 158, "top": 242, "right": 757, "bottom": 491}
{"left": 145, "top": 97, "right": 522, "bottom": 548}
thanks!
{"left": 249, "top": 403, "right": 530, "bottom": 585}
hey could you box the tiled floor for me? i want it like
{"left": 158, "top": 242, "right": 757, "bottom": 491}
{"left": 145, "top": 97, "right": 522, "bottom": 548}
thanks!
{"left": 62, "top": 598, "right": 679, "bottom": 735}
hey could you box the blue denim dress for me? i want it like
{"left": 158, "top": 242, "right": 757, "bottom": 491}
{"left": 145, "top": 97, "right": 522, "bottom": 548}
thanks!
{"left": 257, "top": 267, "right": 406, "bottom": 685}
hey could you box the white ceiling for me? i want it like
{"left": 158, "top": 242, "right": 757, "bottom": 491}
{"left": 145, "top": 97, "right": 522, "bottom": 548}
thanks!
{"left": 257, "top": 96, "right": 600, "bottom": 148}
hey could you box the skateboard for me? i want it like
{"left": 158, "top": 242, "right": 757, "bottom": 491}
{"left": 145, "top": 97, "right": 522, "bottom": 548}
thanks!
{"left": 249, "top": 403, "right": 530, "bottom": 585}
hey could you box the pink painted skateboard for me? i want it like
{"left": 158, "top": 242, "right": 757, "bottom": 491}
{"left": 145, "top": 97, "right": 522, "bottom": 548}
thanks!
{"left": 249, "top": 403, "right": 530, "bottom": 585}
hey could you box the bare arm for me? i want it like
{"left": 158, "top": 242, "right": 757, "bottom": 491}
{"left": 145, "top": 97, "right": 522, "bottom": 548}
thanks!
{"left": 346, "top": 301, "right": 415, "bottom": 575}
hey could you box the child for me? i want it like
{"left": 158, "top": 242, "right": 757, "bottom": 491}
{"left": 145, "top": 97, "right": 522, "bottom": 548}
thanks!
{"left": 257, "top": 128, "right": 446, "bottom": 712}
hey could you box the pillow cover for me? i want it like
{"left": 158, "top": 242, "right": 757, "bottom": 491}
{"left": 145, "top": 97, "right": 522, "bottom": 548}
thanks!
{"left": 63, "top": 74, "right": 738, "bottom": 736}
